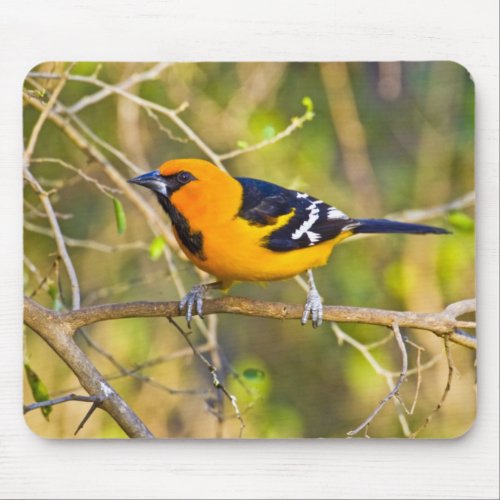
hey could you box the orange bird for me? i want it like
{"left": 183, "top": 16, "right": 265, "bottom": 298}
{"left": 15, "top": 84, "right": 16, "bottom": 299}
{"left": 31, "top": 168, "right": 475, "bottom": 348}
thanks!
{"left": 129, "top": 159, "right": 449, "bottom": 327}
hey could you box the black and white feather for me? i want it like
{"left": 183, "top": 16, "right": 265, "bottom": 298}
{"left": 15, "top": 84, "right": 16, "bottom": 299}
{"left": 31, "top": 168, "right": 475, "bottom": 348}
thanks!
{"left": 236, "top": 177, "right": 449, "bottom": 252}
{"left": 236, "top": 177, "right": 361, "bottom": 252}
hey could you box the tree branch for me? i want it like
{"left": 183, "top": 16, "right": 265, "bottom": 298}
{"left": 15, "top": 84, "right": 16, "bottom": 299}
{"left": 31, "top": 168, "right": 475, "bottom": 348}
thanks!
{"left": 23, "top": 297, "right": 153, "bottom": 438}
{"left": 25, "top": 296, "right": 476, "bottom": 349}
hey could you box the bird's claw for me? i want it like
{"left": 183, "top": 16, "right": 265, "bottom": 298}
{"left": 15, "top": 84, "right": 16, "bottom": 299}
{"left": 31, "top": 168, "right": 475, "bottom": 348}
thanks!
{"left": 301, "top": 287, "right": 323, "bottom": 328}
{"left": 179, "top": 284, "right": 207, "bottom": 327}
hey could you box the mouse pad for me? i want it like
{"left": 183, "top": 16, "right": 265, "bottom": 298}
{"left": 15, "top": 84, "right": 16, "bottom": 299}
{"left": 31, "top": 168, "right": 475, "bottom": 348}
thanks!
{"left": 23, "top": 62, "right": 476, "bottom": 438}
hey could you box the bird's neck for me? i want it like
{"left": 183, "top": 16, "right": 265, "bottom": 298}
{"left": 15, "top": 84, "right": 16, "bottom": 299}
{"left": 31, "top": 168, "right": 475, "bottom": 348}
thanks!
{"left": 156, "top": 194, "right": 205, "bottom": 260}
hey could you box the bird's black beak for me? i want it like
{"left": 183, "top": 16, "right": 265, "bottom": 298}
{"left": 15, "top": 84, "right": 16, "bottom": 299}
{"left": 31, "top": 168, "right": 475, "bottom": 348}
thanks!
{"left": 128, "top": 170, "right": 169, "bottom": 197}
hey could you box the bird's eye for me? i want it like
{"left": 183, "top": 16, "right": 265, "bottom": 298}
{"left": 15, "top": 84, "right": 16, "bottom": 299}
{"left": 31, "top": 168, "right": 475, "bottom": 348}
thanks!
{"left": 177, "top": 171, "right": 192, "bottom": 184}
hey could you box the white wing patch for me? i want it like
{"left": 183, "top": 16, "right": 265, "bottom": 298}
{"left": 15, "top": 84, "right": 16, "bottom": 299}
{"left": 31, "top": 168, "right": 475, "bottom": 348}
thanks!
{"left": 327, "top": 206, "right": 349, "bottom": 220}
{"left": 306, "top": 231, "right": 321, "bottom": 243}
{"left": 292, "top": 195, "right": 324, "bottom": 245}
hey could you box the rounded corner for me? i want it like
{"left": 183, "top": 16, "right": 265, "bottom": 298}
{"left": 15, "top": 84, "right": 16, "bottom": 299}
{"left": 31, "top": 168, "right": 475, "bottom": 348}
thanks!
{"left": 22, "top": 60, "right": 51, "bottom": 87}
{"left": 442, "top": 60, "right": 476, "bottom": 89}
{"left": 441, "top": 410, "right": 477, "bottom": 440}
{"left": 22, "top": 409, "right": 53, "bottom": 440}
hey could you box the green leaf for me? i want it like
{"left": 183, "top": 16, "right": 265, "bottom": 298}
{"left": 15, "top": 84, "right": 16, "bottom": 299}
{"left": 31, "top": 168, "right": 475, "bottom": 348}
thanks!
{"left": 112, "top": 198, "right": 127, "bottom": 235}
{"left": 448, "top": 211, "right": 474, "bottom": 232}
{"left": 301, "top": 96, "right": 315, "bottom": 121}
{"left": 302, "top": 96, "right": 314, "bottom": 113}
{"left": 243, "top": 368, "right": 266, "bottom": 381}
{"left": 47, "top": 284, "right": 63, "bottom": 312}
{"left": 236, "top": 140, "right": 249, "bottom": 149}
{"left": 149, "top": 236, "right": 166, "bottom": 261}
{"left": 24, "top": 363, "right": 52, "bottom": 420}
{"left": 262, "top": 125, "right": 276, "bottom": 140}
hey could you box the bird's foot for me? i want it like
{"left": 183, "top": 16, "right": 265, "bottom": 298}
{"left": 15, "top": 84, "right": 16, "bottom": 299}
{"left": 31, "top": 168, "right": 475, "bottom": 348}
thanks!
{"left": 179, "top": 284, "right": 209, "bottom": 327}
{"left": 179, "top": 281, "right": 222, "bottom": 327}
{"left": 301, "top": 288, "right": 323, "bottom": 328}
{"left": 301, "top": 269, "right": 323, "bottom": 328}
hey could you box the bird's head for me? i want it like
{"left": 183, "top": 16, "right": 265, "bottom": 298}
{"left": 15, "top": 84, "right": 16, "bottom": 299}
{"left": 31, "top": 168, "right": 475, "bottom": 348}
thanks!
{"left": 128, "top": 159, "right": 225, "bottom": 197}
{"left": 128, "top": 159, "right": 241, "bottom": 223}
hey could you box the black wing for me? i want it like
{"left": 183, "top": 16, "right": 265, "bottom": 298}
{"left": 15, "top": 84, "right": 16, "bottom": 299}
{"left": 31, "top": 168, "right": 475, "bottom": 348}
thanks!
{"left": 237, "top": 177, "right": 292, "bottom": 225}
{"left": 236, "top": 177, "right": 359, "bottom": 252}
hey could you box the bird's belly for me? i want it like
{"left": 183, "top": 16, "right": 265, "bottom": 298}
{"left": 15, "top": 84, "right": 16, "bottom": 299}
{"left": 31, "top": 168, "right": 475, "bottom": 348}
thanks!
{"left": 206, "top": 242, "right": 335, "bottom": 282}
{"left": 175, "top": 221, "right": 339, "bottom": 282}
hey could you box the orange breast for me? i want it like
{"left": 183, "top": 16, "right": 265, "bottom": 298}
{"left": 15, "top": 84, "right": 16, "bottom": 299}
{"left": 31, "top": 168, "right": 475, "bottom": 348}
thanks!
{"left": 173, "top": 215, "right": 350, "bottom": 284}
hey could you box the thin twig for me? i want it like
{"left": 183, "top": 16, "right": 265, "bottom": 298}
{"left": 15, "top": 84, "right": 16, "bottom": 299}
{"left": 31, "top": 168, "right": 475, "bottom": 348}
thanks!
{"left": 23, "top": 64, "right": 73, "bottom": 166}
{"left": 23, "top": 256, "right": 45, "bottom": 288}
{"left": 23, "top": 169, "right": 81, "bottom": 309}
{"left": 410, "top": 336, "right": 454, "bottom": 438}
{"left": 30, "top": 157, "right": 122, "bottom": 198}
{"left": 206, "top": 315, "right": 225, "bottom": 437}
{"left": 347, "top": 322, "right": 408, "bottom": 437}
{"left": 399, "top": 340, "right": 425, "bottom": 415}
{"left": 74, "top": 401, "right": 101, "bottom": 435}
{"left": 67, "top": 62, "right": 172, "bottom": 114}
{"left": 384, "top": 191, "right": 475, "bottom": 224}
{"left": 64, "top": 109, "right": 145, "bottom": 175}
{"left": 343, "top": 191, "right": 475, "bottom": 244}
{"left": 400, "top": 353, "right": 440, "bottom": 378}
{"left": 28, "top": 256, "right": 60, "bottom": 299}
{"left": 218, "top": 107, "right": 314, "bottom": 160}
{"left": 84, "top": 270, "right": 180, "bottom": 304}
{"left": 23, "top": 393, "right": 102, "bottom": 414}
{"left": 331, "top": 323, "right": 396, "bottom": 378}
{"left": 25, "top": 221, "right": 149, "bottom": 253}
{"left": 382, "top": 374, "right": 411, "bottom": 437}
{"left": 78, "top": 328, "right": 205, "bottom": 396}
{"left": 218, "top": 349, "right": 253, "bottom": 397}
{"left": 51, "top": 343, "right": 211, "bottom": 397}
{"left": 24, "top": 199, "right": 73, "bottom": 220}
{"left": 167, "top": 317, "right": 245, "bottom": 437}
{"left": 365, "top": 330, "right": 395, "bottom": 350}
{"left": 145, "top": 107, "right": 189, "bottom": 144}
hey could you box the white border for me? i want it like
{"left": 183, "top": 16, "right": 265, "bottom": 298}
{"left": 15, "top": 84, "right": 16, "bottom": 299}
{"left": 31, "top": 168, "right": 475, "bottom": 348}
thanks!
{"left": 1, "top": 1, "right": 498, "bottom": 498}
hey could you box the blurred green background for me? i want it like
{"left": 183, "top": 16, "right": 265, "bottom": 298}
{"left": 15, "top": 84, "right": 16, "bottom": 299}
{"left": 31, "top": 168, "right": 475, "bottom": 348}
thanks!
{"left": 23, "top": 61, "right": 475, "bottom": 438}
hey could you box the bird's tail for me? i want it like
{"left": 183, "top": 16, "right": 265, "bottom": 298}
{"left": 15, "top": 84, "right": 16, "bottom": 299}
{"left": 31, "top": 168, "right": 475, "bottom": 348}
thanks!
{"left": 353, "top": 218, "right": 450, "bottom": 235}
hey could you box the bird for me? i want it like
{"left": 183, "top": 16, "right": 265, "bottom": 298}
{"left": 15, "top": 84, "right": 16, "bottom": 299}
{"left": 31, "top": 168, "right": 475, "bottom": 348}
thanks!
{"left": 128, "top": 159, "right": 450, "bottom": 328}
